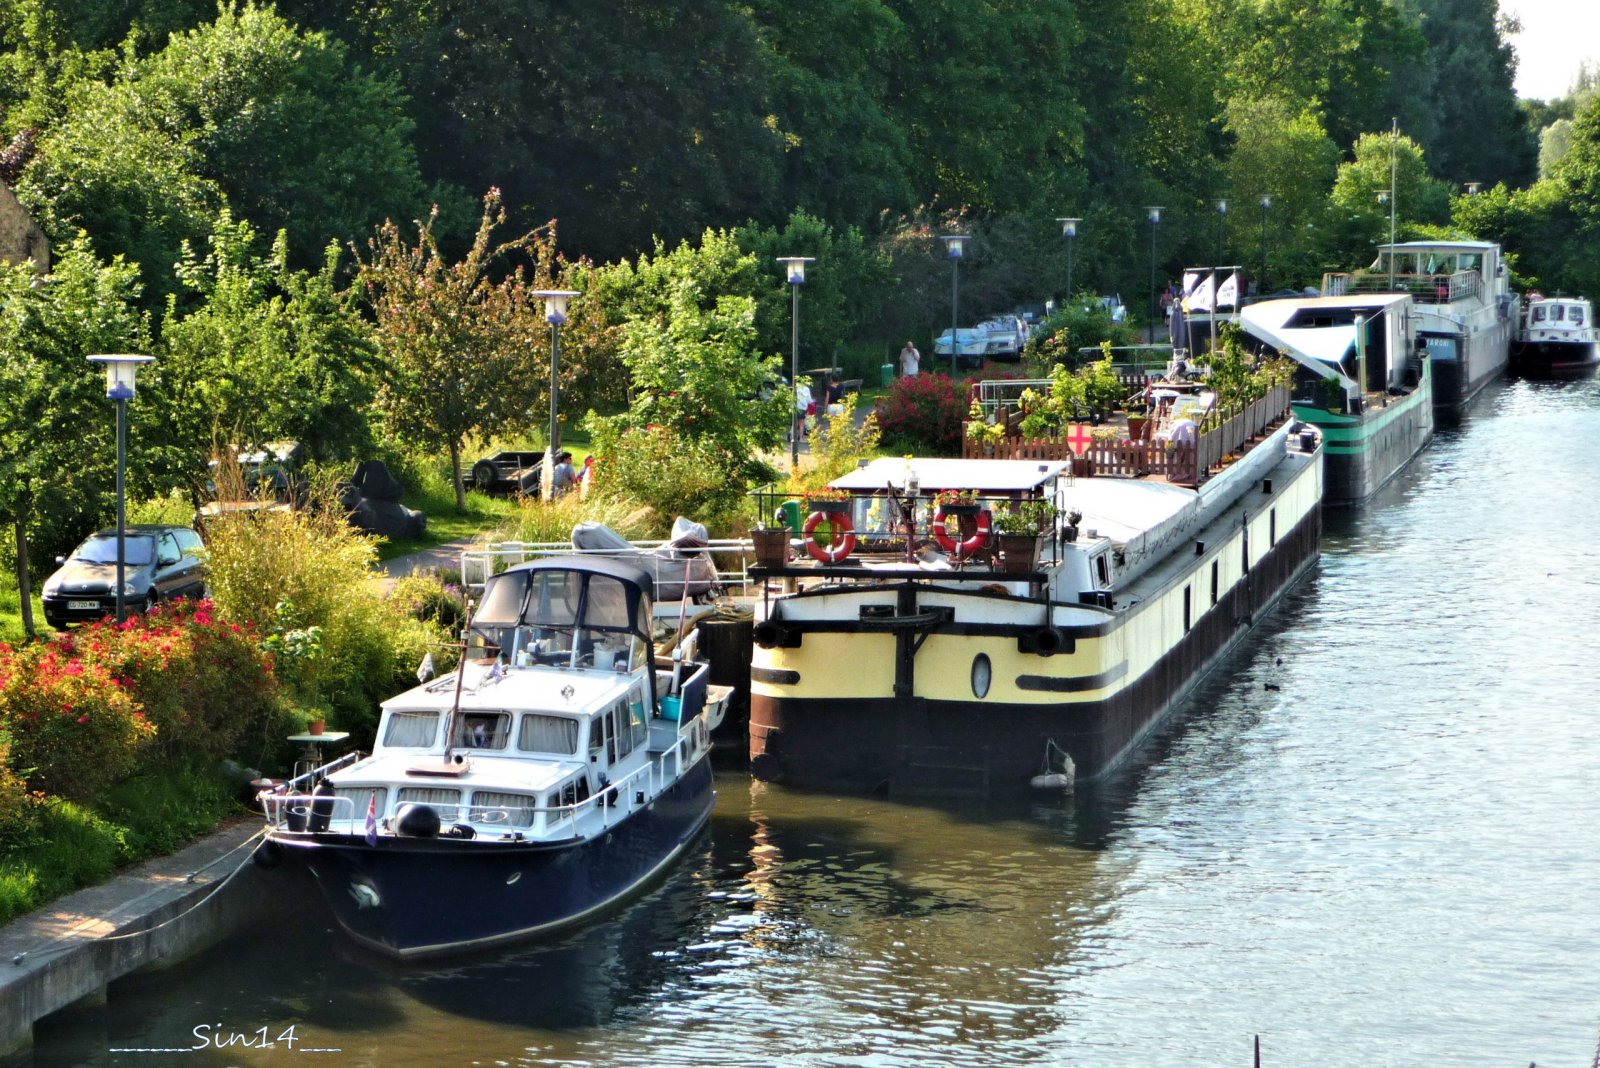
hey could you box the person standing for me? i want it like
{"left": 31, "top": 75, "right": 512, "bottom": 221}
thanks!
{"left": 899, "top": 340, "right": 920, "bottom": 378}
{"left": 551, "top": 451, "right": 577, "bottom": 495}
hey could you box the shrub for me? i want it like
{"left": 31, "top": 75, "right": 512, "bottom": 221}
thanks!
{"left": 200, "top": 484, "right": 451, "bottom": 739}
{"left": 585, "top": 422, "right": 758, "bottom": 533}
{"left": 484, "top": 489, "right": 657, "bottom": 544}
{"left": 0, "top": 798, "right": 125, "bottom": 923}
{"left": 873, "top": 373, "right": 969, "bottom": 453}
{"left": 390, "top": 573, "right": 469, "bottom": 632}
{"left": 0, "top": 641, "right": 155, "bottom": 802}
{"left": 788, "top": 393, "right": 882, "bottom": 495}
{"left": 67, "top": 600, "right": 288, "bottom": 768}
{"left": 128, "top": 489, "right": 198, "bottom": 527}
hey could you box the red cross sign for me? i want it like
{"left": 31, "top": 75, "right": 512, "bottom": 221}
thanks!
{"left": 1066, "top": 423, "right": 1093, "bottom": 456}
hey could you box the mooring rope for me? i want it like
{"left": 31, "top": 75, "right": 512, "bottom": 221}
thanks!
{"left": 9, "top": 826, "right": 269, "bottom": 967}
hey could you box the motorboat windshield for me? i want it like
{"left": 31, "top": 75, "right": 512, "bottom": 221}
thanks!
{"left": 466, "top": 560, "right": 652, "bottom": 672}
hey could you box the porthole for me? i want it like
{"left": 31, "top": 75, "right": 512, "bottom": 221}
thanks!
{"left": 971, "top": 654, "right": 992, "bottom": 699}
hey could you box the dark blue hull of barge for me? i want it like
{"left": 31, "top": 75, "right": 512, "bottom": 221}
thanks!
{"left": 275, "top": 756, "right": 715, "bottom": 959}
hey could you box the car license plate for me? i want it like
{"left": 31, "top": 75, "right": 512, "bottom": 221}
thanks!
{"left": 66, "top": 600, "right": 100, "bottom": 611}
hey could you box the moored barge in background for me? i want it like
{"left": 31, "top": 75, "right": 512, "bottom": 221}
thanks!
{"left": 1322, "top": 240, "right": 1517, "bottom": 415}
{"left": 1240, "top": 292, "right": 1433, "bottom": 506}
{"left": 748, "top": 385, "right": 1322, "bottom": 796}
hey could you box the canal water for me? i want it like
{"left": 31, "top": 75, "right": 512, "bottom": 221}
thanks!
{"left": 34, "top": 376, "right": 1600, "bottom": 1066}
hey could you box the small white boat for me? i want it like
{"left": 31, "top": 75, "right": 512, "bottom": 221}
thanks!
{"left": 1511, "top": 294, "right": 1600, "bottom": 376}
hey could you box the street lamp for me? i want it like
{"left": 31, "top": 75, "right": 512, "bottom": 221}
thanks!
{"left": 1214, "top": 198, "right": 1228, "bottom": 267}
{"left": 1258, "top": 194, "right": 1271, "bottom": 292}
{"left": 941, "top": 234, "right": 969, "bottom": 378}
{"left": 776, "top": 256, "right": 814, "bottom": 467}
{"left": 1056, "top": 218, "right": 1081, "bottom": 304}
{"left": 1377, "top": 189, "right": 1396, "bottom": 290}
{"left": 1145, "top": 207, "right": 1163, "bottom": 344}
{"left": 87, "top": 353, "right": 154, "bottom": 624}
{"left": 532, "top": 289, "right": 580, "bottom": 501}
{"left": 1464, "top": 181, "right": 1481, "bottom": 196}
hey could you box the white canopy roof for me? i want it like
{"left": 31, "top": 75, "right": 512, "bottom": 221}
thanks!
{"left": 1240, "top": 293, "right": 1409, "bottom": 391}
{"left": 832, "top": 457, "right": 1069, "bottom": 493}
{"left": 1064, "top": 477, "right": 1197, "bottom": 544}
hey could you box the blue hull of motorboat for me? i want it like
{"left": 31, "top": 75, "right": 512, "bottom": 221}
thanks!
{"left": 274, "top": 756, "right": 715, "bottom": 959}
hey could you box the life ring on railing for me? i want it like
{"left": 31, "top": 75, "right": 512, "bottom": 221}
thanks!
{"left": 803, "top": 510, "right": 857, "bottom": 563}
{"left": 931, "top": 507, "right": 992, "bottom": 557}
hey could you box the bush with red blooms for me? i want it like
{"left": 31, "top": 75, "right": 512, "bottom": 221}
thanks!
{"left": 873, "top": 373, "right": 970, "bottom": 453}
{"left": 0, "top": 600, "right": 286, "bottom": 803}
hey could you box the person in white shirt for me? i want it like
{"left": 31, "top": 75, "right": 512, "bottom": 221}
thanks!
{"left": 899, "top": 340, "right": 920, "bottom": 377}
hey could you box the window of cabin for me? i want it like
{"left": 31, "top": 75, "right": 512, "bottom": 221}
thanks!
{"left": 1094, "top": 552, "right": 1112, "bottom": 588}
{"left": 333, "top": 786, "right": 387, "bottom": 822}
{"left": 518, "top": 713, "right": 580, "bottom": 754}
{"left": 457, "top": 712, "right": 511, "bottom": 749}
{"left": 611, "top": 700, "right": 636, "bottom": 760}
{"left": 1270, "top": 509, "right": 1277, "bottom": 547}
{"left": 383, "top": 711, "right": 440, "bottom": 748}
{"left": 1210, "top": 560, "right": 1219, "bottom": 606}
{"left": 1183, "top": 586, "right": 1192, "bottom": 633}
{"left": 469, "top": 790, "right": 536, "bottom": 827}
{"left": 398, "top": 787, "right": 460, "bottom": 822}
{"left": 627, "top": 687, "right": 650, "bottom": 749}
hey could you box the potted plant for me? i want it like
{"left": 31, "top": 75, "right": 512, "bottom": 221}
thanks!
{"left": 804, "top": 487, "right": 853, "bottom": 513}
{"left": 992, "top": 499, "right": 1056, "bottom": 573}
{"left": 932, "top": 488, "right": 981, "bottom": 515}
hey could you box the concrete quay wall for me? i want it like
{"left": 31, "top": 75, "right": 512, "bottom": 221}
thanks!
{"left": 0, "top": 822, "right": 281, "bottom": 1061}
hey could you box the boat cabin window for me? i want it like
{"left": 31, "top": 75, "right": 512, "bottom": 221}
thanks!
{"left": 1552, "top": 304, "right": 1566, "bottom": 322}
{"left": 333, "top": 786, "right": 387, "bottom": 820}
{"left": 1093, "top": 551, "right": 1112, "bottom": 588}
{"left": 1532, "top": 305, "right": 1547, "bottom": 323}
{"left": 398, "top": 787, "right": 461, "bottom": 821}
{"left": 469, "top": 790, "right": 536, "bottom": 827}
{"left": 610, "top": 699, "right": 638, "bottom": 761}
{"left": 627, "top": 687, "right": 650, "bottom": 747}
{"left": 383, "top": 710, "right": 440, "bottom": 748}
{"left": 457, "top": 712, "right": 511, "bottom": 749}
{"left": 1573, "top": 306, "right": 1586, "bottom": 325}
{"left": 517, "top": 713, "right": 580, "bottom": 755}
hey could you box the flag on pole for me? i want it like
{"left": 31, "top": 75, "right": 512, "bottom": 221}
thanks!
{"left": 1216, "top": 271, "right": 1240, "bottom": 308}
{"left": 364, "top": 793, "right": 378, "bottom": 846}
{"left": 1189, "top": 272, "right": 1217, "bottom": 312}
{"left": 417, "top": 652, "right": 435, "bottom": 683}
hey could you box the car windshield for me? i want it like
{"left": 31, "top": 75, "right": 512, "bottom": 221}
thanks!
{"left": 74, "top": 535, "right": 155, "bottom": 566}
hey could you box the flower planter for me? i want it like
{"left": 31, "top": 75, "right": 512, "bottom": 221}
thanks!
{"left": 805, "top": 498, "right": 851, "bottom": 514}
{"left": 308, "top": 719, "right": 326, "bottom": 736}
{"left": 997, "top": 534, "right": 1043, "bottom": 574}
{"left": 751, "top": 527, "right": 790, "bottom": 567}
{"left": 936, "top": 502, "right": 981, "bottom": 516}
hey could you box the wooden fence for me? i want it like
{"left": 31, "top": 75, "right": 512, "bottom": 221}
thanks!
{"left": 963, "top": 382, "right": 1291, "bottom": 487}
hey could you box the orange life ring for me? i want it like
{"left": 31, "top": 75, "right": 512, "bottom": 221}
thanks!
{"left": 931, "top": 507, "right": 991, "bottom": 557}
{"left": 803, "top": 510, "right": 857, "bottom": 563}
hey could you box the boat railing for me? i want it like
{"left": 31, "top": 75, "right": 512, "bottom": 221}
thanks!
{"left": 963, "top": 381, "right": 1291, "bottom": 487}
{"left": 1323, "top": 269, "right": 1482, "bottom": 305}
{"left": 969, "top": 365, "right": 1158, "bottom": 419}
{"left": 461, "top": 539, "right": 756, "bottom": 598}
{"left": 260, "top": 758, "right": 671, "bottom": 838}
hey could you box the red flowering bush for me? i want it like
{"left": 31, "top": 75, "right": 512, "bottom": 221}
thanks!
{"left": 75, "top": 599, "right": 286, "bottom": 765}
{"left": 873, "top": 373, "right": 969, "bottom": 453}
{"left": 0, "top": 641, "right": 154, "bottom": 802}
{"left": 0, "top": 600, "right": 287, "bottom": 803}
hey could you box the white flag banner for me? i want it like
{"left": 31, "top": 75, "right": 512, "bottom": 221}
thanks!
{"left": 417, "top": 652, "right": 435, "bottom": 683}
{"left": 1189, "top": 272, "right": 1216, "bottom": 313}
{"left": 1216, "top": 271, "right": 1240, "bottom": 308}
{"left": 1182, "top": 270, "right": 1203, "bottom": 298}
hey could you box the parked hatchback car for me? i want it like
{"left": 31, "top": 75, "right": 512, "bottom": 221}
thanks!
{"left": 41, "top": 524, "right": 207, "bottom": 629}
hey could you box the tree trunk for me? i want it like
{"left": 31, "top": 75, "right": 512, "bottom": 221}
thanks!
{"left": 449, "top": 438, "right": 467, "bottom": 512}
{"left": 14, "top": 517, "right": 35, "bottom": 639}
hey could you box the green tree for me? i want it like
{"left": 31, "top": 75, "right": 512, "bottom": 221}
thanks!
{"left": 356, "top": 190, "right": 555, "bottom": 511}
{"left": 588, "top": 230, "right": 787, "bottom": 487}
{"left": 0, "top": 235, "right": 150, "bottom": 636}
{"left": 157, "top": 209, "right": 376, "bottom": 472}
{"left": 19, "top": 2, "right": 426, "bottom": 300}
{"left": 1328, "top": 130, "right": 1452, "bottom": 268}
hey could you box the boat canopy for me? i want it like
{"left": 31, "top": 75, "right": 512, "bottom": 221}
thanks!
{"left": 1240, "top": 293, "right": 1410, "bottom": 391}
{"left": 475, "top": 558, "right": 653, "bottom": 639}
{"left": 1370, "top": 240, "right": 1497, "bottom": 280}
{"left": 832, "top": 457, "right": 1069, "bottom": 494}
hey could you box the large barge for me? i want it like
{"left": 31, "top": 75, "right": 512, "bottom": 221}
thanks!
{"left": 1322, "top": 240, "right": 1517, "bottom": 415}
{"left": 1240, "top": 292, "right": 1432, "bottom": 506}
{"left": 748, "top": 385, "right": 1321, "bottom": 795}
